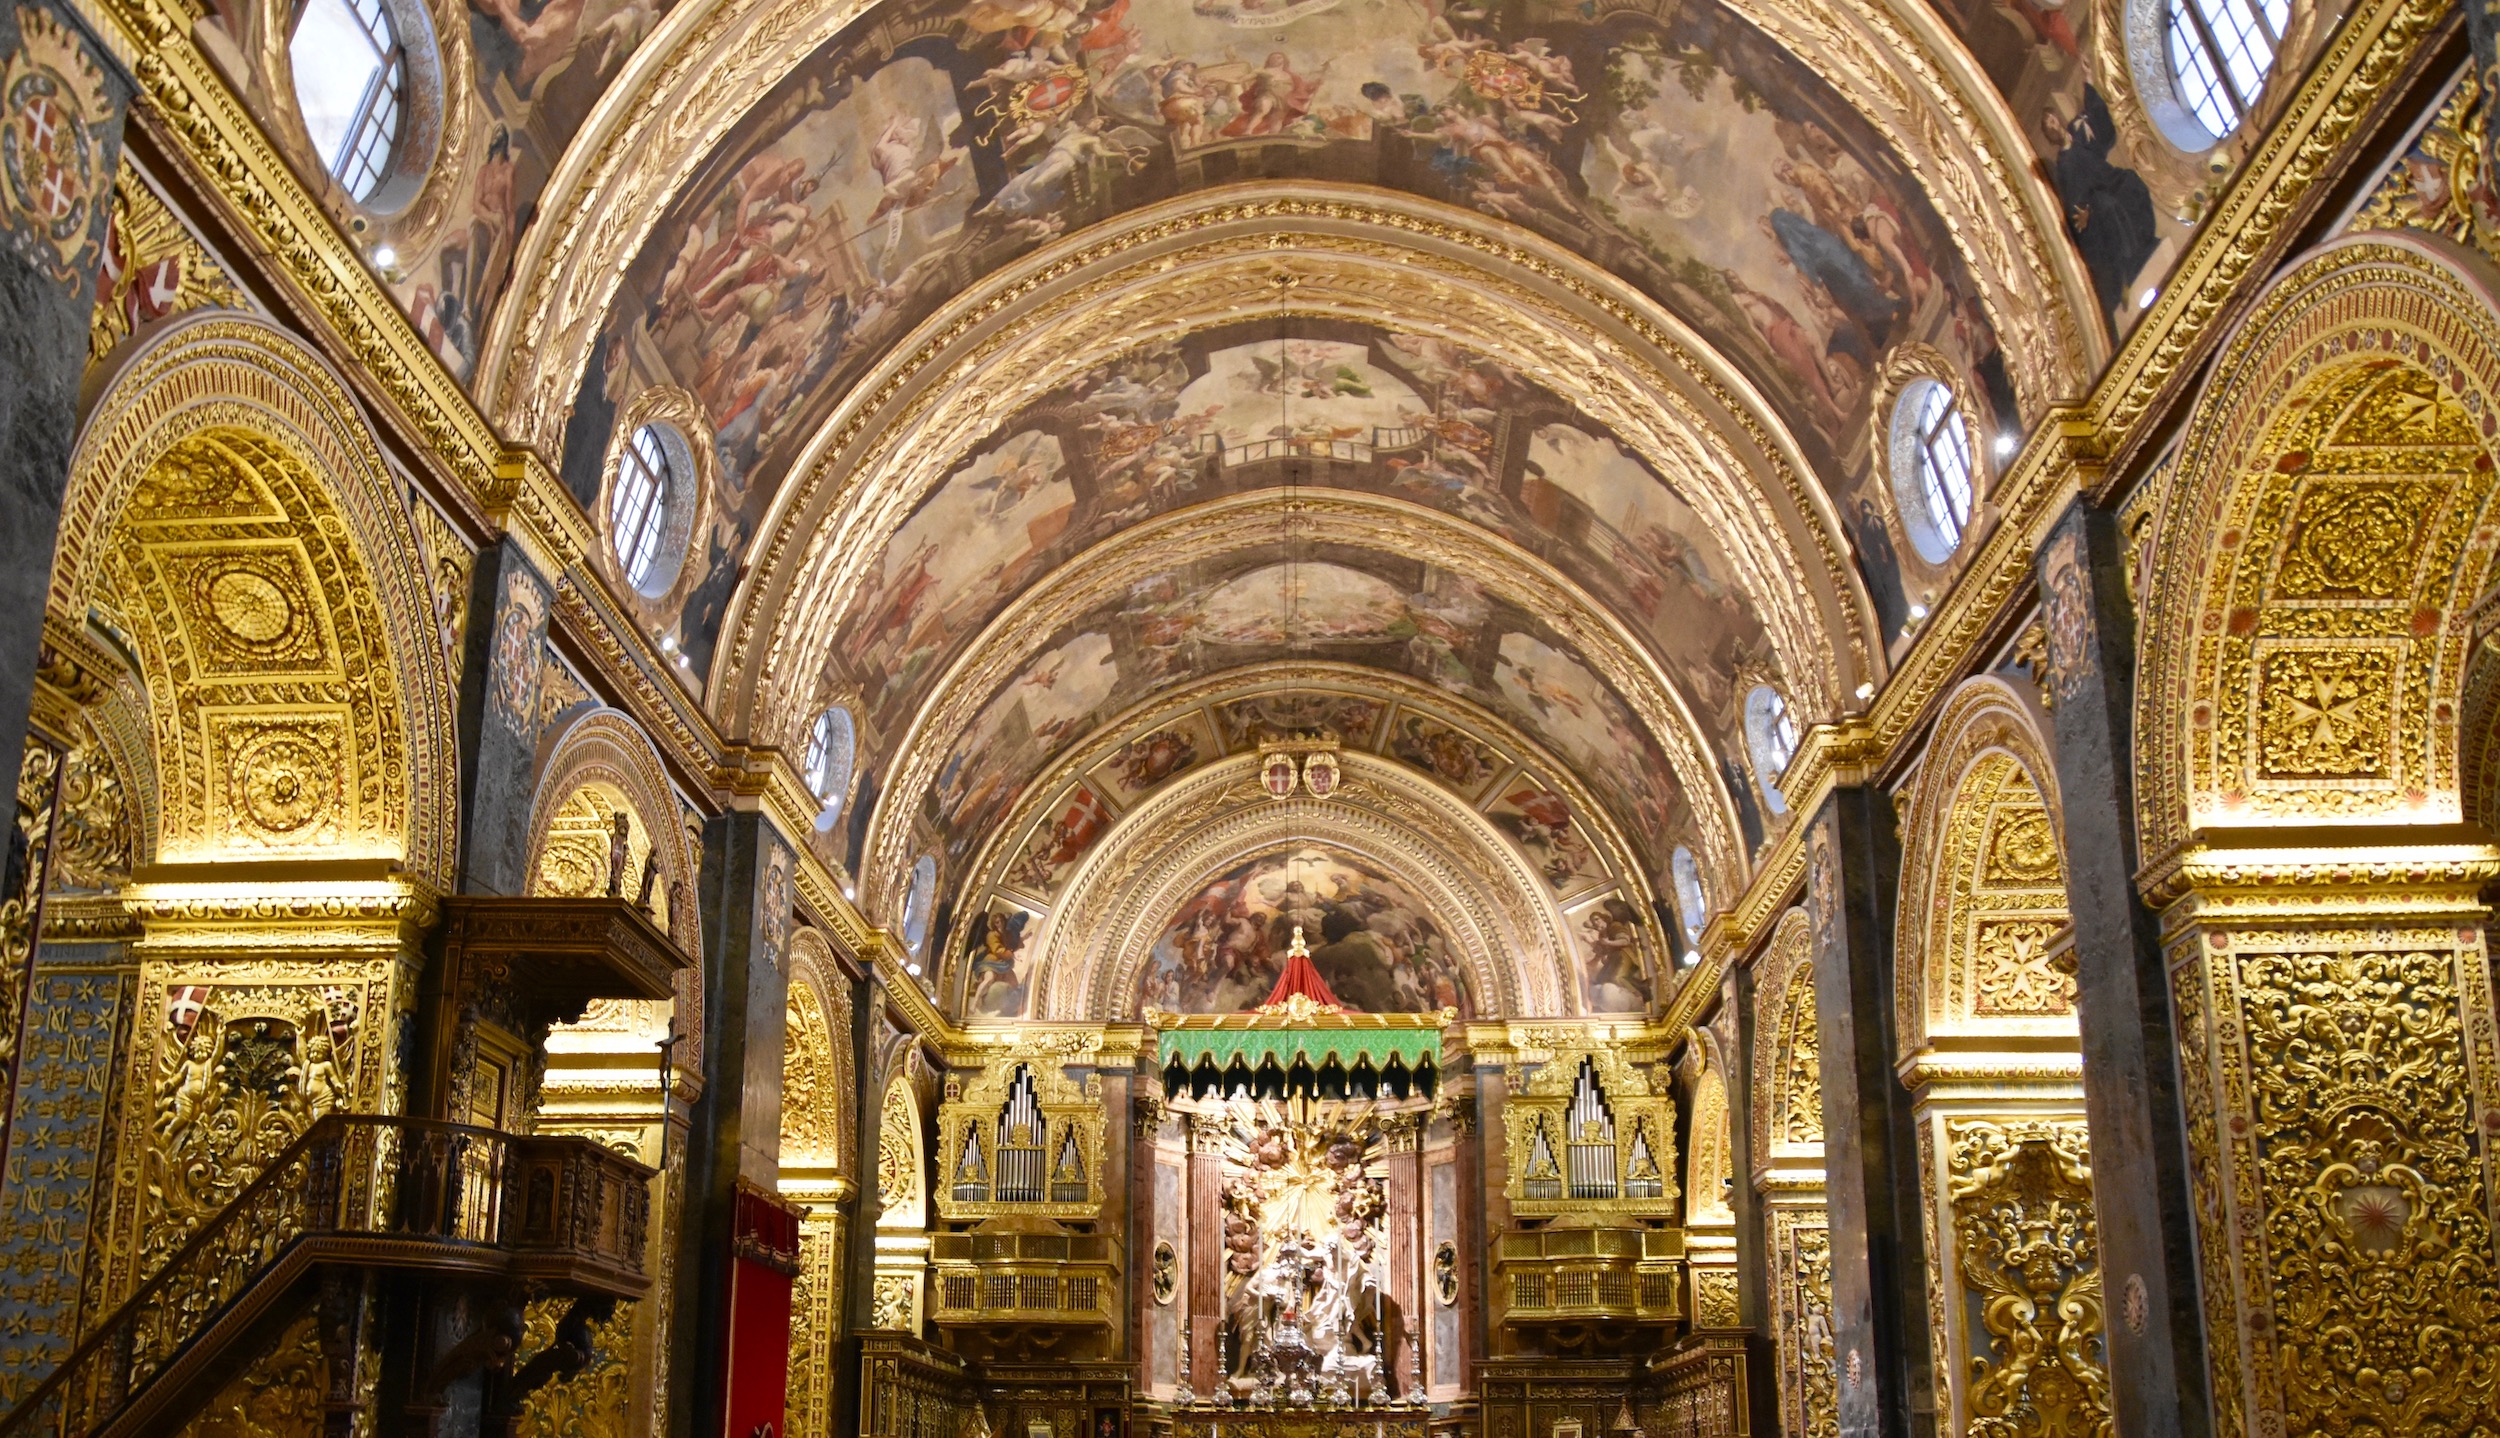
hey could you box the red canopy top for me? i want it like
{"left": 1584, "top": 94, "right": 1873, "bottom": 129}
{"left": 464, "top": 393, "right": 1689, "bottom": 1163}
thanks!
{"left": 1260, "top": 925, "right": 1344, "bottom": 1013}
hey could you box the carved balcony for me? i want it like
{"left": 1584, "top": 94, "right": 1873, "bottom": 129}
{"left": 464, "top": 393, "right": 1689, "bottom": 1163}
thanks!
{"left": 928, "top": 1219, "right": 1120, "bottom": 1343}
{"left": 0, "top": 1116, "right": 655, "bottom": 1438}
{"left": 1492, "top": 1222, "right": 1687, "bottom": 1342}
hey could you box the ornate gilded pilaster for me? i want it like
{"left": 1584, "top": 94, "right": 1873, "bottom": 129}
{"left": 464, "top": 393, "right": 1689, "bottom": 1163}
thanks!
{"left": 2147, "top": 843, "right": 2500, "bottom": 1437}
{"left": 1750, "top": 908, "right": 1834, "bottom": 1438}
{"left": 1893, "top": 681, "right": 2108, "bottom": 1437}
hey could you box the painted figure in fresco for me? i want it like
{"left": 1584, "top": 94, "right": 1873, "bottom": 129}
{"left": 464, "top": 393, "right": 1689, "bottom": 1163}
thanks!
{"left": 966, "top": 908, "right": 1034, "bottom": 1016}
{"left": 2047, "top": 85, "right": 2160, "bottom": 329}
{"left": 1579, "top": 896, "right": 1651, "bottom": 1012}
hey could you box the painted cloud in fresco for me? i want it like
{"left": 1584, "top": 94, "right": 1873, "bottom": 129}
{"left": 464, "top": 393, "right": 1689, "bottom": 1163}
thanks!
{"left": 568, "top": 0, "right": 2008, "bottom": 687}
{"left": 766, "top": 322, "right": 1795, "bottom": 883}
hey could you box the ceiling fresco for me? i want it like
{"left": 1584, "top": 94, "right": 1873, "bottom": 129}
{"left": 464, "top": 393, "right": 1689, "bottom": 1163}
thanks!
{"left": 1137, "top": 844, "right": 1473, "bottom": 1018}
{"left": 933, "top": 670, "right": 1674, "bottom": 1023}
{"left": 908, "top": 543, "right": 1695, "bottom": 877}
{"left": 788, "top": 321, "right": 1779, "bottom": 868}
{"left": 557, "top": 0, "right": 2018, "bottom": 683}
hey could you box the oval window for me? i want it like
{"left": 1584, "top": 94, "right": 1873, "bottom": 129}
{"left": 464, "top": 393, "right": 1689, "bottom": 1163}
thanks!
{"left": 1744, "top": 685, "right": 1800, "bottom": 817}
{"left": 1888, "top": 378, "right": 1975, "bottom": 564}
{"left": 804, "top": 707, "right": 856, "bottom": 832}
{"left": 608, "top": 423, "right": 695, "bottom": 597}
{"left": 289, "top": 0, "right": 414, "bottom": 203}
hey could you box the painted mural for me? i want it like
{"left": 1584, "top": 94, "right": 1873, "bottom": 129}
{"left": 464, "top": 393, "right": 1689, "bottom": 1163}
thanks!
{"left": 1570, "top": 893, "right": 1652, "bottom": 1013}
{"left": 296, "top": 0, "right": 681, "bottom": 376}
{"left": 962, "top": 898, "right": 1042, "bottom": 1017}
{"left": 1486, "top": 773, "right": 1604, "bottom": 895}
{"left": 1384, "top": 711, "right": 1506, "bottom": 799}
{"left": 1136, "top": 845, "right": 1470, "bottom": 1017}
{"left": 788, "top": 324, "right": 1764, "bottom": 885}
{"left": 568, "top": 0, "right": 2010, "bottom": 678}
{"left": 1916, "top": 0, "right": 2217, "bottom": 338}
{"left": 917, "top": 543, "right": 1693, "bottom": 891}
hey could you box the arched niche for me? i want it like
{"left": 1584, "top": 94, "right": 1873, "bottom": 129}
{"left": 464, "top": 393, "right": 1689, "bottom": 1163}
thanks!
{"left": 870, "top": 1072, "right": 929, "bottom": 1334}
{"left": 1891, "top": 677, "right": 2101, "bottom": 1433}
{"left": 1030, "top": 753, "right": 1590, "bottom": 1022}
{"left": 527, "top": 709, "right": 699, "bottom": 944}
{"left": 57, "top": 314, "right": 458, "bottom": 883}
{"left": 2137, "top": 234, "right": 2500, "bottom": 859}
{"left": 1749, "top": 906, "right": 1834, "bottom": 1438}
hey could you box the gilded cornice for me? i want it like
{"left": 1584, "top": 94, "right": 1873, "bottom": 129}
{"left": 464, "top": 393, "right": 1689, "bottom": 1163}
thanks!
{"left": 857, "top": 489, "right": 1745, "bottom": 917}
{"left": 1462, "top": 1019, "right": 1679, "bottom": 1069}
{"left": 483, "top": 0, "right": 2083, "bottom": 457}
{"left": 730, "top": 202, "right": 1866, "bottom": 752}
{"left": 781, "top": 837, "right": 959, "bottom": 1048}
{"left": 2078, "top": 0, "right": 2452, "bottom": 453}
{"left": 944, "top": 660, "right": 1662, "bottom": 971}
{"left": 82, "top": 0, "right": 510, "bottom": 509}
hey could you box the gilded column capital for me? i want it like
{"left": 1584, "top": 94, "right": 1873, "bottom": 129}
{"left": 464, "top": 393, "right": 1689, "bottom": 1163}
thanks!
{"left": 1132, "top": 1094, "right": 1168, "bottom": 1139}
{"left": 1186, "top": 1112, "right": 1229, "bottom": 1153}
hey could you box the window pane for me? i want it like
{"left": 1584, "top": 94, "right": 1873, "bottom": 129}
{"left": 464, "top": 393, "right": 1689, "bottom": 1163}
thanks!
{"left": 290, "top": 0, "right": 387, "bottom": 172}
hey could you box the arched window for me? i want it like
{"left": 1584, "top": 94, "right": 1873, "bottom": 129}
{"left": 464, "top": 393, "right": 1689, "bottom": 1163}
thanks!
{"left": 803, "top": 707, "right": 856, "bottom": 831}
{"left": 901, "top": 854, "right": 938, "bottom": 961}
{"left": 2165, "top": 0, "right": 2286, "bottom": 141}
{"left": 1889, "top": 378, "right": 1975, "bottom": 563}
{"left": 1670, "top": 846, "right": 1708, "bottom": 959}
{"left": 1745, "top": 685, "right": 1800, "bottom": 816}
{"left": 609, "top": 423, "right": 693, "bottom": 597}
{"left": 289, "top": 0, "right": 408, "bottom": 202}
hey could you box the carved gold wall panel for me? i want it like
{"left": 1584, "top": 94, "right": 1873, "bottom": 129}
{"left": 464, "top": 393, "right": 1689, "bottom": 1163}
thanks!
{"left": 59, "top": 318, "right": 460, "bottom": 886}
{"left": 1768, "top": 1209, "right": 1839, "bottom": 1438}
{"left": 2137, "top": 240, "right": 2500, "bottom": 861}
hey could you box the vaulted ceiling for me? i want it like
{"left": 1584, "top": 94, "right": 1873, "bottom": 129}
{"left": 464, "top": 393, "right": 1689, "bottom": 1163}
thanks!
{"left": 228, "top": 0, "right": 2228, "bottom": 1019}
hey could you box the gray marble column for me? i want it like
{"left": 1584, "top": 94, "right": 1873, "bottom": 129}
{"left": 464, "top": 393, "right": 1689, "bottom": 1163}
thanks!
{"left": 452, "top": 542, "right": 555, "bottom": 895}
{"left": 668, "top": 809, "right": 794, "bottom": 1438}
{"left": 1807, "top": 789, "right": 1934, "bottom": 1438}
{"left": 0, "top": 0, "right": 129, "bottom": 827}
{"left": 2035, "top": 498, "right": 2214, "bottom": 1438}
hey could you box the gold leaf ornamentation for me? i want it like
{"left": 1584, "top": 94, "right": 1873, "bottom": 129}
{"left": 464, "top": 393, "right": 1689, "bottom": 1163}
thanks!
{"left": 1947, "top": 1119, "right": 2108, "bottom": 1438}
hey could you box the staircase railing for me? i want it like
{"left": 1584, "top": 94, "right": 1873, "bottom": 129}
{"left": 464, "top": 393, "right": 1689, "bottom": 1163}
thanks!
{"left": 0, "top": 1115, "right": 515, "bottom": 1438}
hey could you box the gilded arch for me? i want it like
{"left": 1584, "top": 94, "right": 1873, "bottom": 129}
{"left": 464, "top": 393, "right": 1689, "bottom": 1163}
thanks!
{"left": 57, "top": 316, "right": 459, "bottom": 885}
{"left": 855, "top": 488, "right": 1749, "bottom": 922}
{"left": 1035, "top": 753, "right": 1581, "bottom": 1022}
{"left": 1891, "top": 677, "right": 2074, "bottom": 1057}
{"left": 1890, "top": 677, "right": 2102, "bottom": 1435}
{"left": 782, "top": 929, "right": 856, "bottom": 1177}
{"left": 526, "top": 708, "right": 702, "bottom": 947}
{"left": 2137, "top": 234, "right": 2500, "bottom": 860}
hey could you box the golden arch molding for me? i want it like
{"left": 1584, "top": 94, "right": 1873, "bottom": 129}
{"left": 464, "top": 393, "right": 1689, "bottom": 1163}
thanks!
{"left": 936, "top": 660, "right": 1667, "bottom": 988}
{"left": 57, "top": 314, "right": 460, "bottom": 888}
{"left": 1029, "top": 752, "right": 1583, "bottom": 1021}
{"left": 852, "top": 487, "right": 1750, "bottom": 920}
{"left": 716, "top": 200, "right": 1879, "bottom": 739}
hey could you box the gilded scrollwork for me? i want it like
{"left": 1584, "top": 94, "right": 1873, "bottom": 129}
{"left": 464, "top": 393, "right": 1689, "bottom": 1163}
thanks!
{"left": 1947, "top": 1119, "right": 2107, "bottom": 1438}
{"left": 1769, "top": 1211, "right": 1839, "bottom": 1438}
